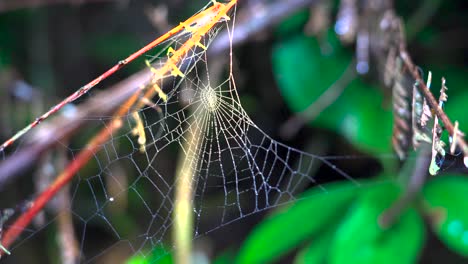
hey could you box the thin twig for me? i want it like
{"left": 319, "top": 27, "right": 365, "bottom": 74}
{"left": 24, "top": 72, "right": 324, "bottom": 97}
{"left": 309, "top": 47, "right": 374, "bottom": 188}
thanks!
{"left": 379, "top": 144, "right": 431, "bottom": 228}
{"left": 0, "top": 0, "right": 236, "bottom": 153}
{"left": 54, "top": 144, "right": 80, "bottom": 264}
{"left": 400, "top": 50, "right": 468, "bottom": 161}
{"left": 405, "top": 0, "right": 442, "bottom": 40}
{"left": 0, "top": 1, "right": 237, "bottom": 255}
{"left": 0, "top": 91, "right": 139, "bottom": 254}
{"left": 279, "top": 60, "right": 356, "bottom": 140}
{"left": 0, "top": 0, "right": 315, "bottom": 190}
{"left": 0, "top": 68, "right": 151, "bottom": 190}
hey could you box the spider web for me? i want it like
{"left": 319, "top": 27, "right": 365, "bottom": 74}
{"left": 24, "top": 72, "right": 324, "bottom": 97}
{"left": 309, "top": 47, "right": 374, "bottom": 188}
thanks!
{"left": 0, "top": 3, "right": 364, "bottom": 263}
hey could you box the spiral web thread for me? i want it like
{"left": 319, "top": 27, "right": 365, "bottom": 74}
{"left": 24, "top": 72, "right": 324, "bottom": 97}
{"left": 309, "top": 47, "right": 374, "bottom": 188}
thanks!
{"left": 1, "top": 3, "right": 361, "bottom": 262}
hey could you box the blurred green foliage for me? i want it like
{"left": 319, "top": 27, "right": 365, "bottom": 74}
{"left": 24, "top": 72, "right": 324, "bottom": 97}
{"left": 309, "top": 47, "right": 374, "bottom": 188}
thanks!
{"left": 329, "top": 182, "right": 425, "bottom": 264}
{"left": 423, "top": 175, "right": 468, "bottom": 257}
{"left": 236, "top": 181, "right": 358, "bottom": 263}
{"left": 236, "top": 179, "right": 427, "bottom": 263}
{"left": 272, "top": 32, "right": 393, "bottom": 156}
{"left": 126, "top": 246, "right": 173, "bottom": 264}
{"left": 233, "top": 2, "right": 468, "bottom": 263}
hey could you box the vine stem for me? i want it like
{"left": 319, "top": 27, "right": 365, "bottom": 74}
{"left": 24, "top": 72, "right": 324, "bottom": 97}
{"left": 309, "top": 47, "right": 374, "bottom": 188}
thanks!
{"left": 400, "top": 50, "right": 468, "bottom": 161}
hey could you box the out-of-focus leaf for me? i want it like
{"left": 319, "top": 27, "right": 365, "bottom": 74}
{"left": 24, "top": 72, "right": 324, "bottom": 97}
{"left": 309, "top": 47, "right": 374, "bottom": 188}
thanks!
{"left": 272, "top": 32, "right": 348, "bottom": 114}
{"left": 329, "top": 181, "right": 425, "bottom": 264}
{"left": 274, "top": 9, "right": 309, "bottom": 38}
{"left": 422, "top": 175, "right": 468, "bottom": 257}
{"left": 126, "top": 246, "right": 173, "bottom": 264}
{"left": 294, "top": 228, "right": 334, "bottom": 264}
{"left": 272, "top": 33, "right": 393, "bottom": 155}
{"left": 213, "top": 249, "right": 235, "bottom": 264}
{"left": 444, "top": 87, "right": 468, "bottom": 133}
{"left": 236, "top": 181, "right": 359, "bottom": 264}
{"left": 314, "top": 79, "right": 393, "bottom": 155}
{"left": 127, "top": 256, "right": 148, "bottom": 264}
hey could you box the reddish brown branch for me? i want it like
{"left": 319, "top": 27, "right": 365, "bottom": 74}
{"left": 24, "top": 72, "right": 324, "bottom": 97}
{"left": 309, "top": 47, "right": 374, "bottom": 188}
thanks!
{"left": 0, "top": 0, "right": 230, "bottom": 153}
{"left": 400, "top": 50, "right": 468, "bottom": 159}
{"left": 0, "top": 0, "right": 314, "bottom": 189}
{"left": 0, "top": 68, "right": 151, "bottom": 190}
{"left": 0, "top": 1, "right": 238, "bottom": 253}
{"left": 0, "top": 92, "right": 139, "bottom": 255}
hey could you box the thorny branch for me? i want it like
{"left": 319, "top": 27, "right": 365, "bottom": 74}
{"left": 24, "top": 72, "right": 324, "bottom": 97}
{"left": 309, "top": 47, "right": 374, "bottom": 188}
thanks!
{"left": 400, "top": 51, "right": 468, "bottom": 161}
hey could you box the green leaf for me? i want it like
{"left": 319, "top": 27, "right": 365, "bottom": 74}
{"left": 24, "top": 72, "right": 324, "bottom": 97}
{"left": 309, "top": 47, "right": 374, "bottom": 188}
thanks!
{"left": 274, "top": 9, "right": 310, "bottom": 38}
{"left": 272, "top": 32, "right": 393, "bottom": 155}
{"left": 445, "top": 89, "right": 468, "bottom": 133}
{"left": 314, "top": 79, "right": 393, "bottom": 155}
{"left": 422, "top": 175, "right": 468, "bottom": 257}
{"left": 294, "top": 227, "right": 334, "bottom": 264}
{"left": 236, "top": 181, "right": 359, "bottom": 264}
{"left": 126, "top": 246, "right": 173, "bottom": 264}
{"left": 272, "top": 32, "right": 348, "bottom": 114}
{"left": 329, "top": 181, "right": 425, "bottom": 264}
{"left": 213, "top": 249, "right": 235, "bottom": 264}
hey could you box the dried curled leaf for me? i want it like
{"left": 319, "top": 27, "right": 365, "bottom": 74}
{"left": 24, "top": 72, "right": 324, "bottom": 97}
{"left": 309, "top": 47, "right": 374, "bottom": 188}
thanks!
{"left": 420, "top": 98, "right": 431, "bottom": 128}
{"left": 438, "top": 77, "right": 448, "bottom": 107}
{"left": 428, "top": 76, "right": 450, "bottom": 176}
{"left": 412, "top": 82, "right": 432, "bottom": 149}
{"left": 429, "top": 115, "right": 445, "bottom": 176}
{"left": 392, "top": 69, "right": 412, "bottom": 159}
